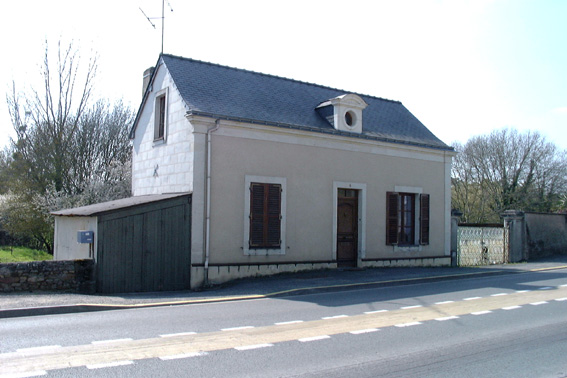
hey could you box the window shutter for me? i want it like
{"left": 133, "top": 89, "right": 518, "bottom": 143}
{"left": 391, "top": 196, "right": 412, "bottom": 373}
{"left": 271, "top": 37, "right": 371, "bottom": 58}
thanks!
{"left": 249, "top": 183, "right": 282, "bottom": 248}
{"left": 386, "top": 192, "right": 399, "bottom": 245}
{"left": 420, "top": 193, "right": 430, "bottom": 245}
{"left": 249, "top": 183, "right": 265, "bottom": 247}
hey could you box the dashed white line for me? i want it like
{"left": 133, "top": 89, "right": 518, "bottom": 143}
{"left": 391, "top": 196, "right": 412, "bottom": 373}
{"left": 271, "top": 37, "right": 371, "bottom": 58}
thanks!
{"left": 555, "top": 298, "right": 567, "bottom": 302}
{"left": 491, "top": 293, "right": 508, "bottom": 297}
{"left": 560, "top": 284, "right": 567, "bottom": 288}
{"left": 395, "top": 322, "right": 422, "bottom": 328}
{"left": 435, "top": 300, "right": 455, "bottom": 305}
{"left": 160, "top": 352, "right": 207, "bottom": 360}
{"left": 159, "top": 332, "right": 196, "bottom": 338}
{"left": 364, "top": 310, "right": 388, "bottom": 314}
{"left": 539, "top": 287, "right": 553, "bottom": 290}
{"left": 91, "top": 338, "right": 133, "bottom": 345}
{"left": 401, "top": 305, "right": 423, "bottom": 310}
{"left": 235, "top": 343, "right": 274, "bottom": 351}
{"left": 350, "top": 328, "right": 379, "bottom": 334}
{"left": 530, "top": 301, "right": 548, "bottom": 306}
{"left": 298, "top": 335, "right": 331, "bottom": 342}
{"left": 322, "top": 315, "right": 348, "bottom": 320}
{"left": 275, "top": 320, "right": 304, "bottom": 325}
{"left": 516, "top": 290, "right": 531, "bottom": 293}
{"left": 221, "top": 326, "right": 254, "bottom": 331}
{"left": 16, "top": 345, "right": 62, "bottom": 354}
{"left": 464, "top": 297, "right": 482, "bottom": 301}
{"left": 86, "top": 360, "right": 134, "bottom": 369}
{"left": 471, "top": 310, "right": 492, "bottom": 315}
{"left": 435, "top": 316, "right": 459, "bottom": 321}
{"left": 502, "top": 305, "right": 522, "bottom": 310}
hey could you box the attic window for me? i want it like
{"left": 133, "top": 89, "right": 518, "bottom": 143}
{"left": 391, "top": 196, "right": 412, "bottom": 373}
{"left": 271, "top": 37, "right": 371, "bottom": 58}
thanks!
{"left": 345, "top": 111, "right": 355, "bottom": 127}
{"left": 153, "top": 88, "right": 168, "bottom": 143}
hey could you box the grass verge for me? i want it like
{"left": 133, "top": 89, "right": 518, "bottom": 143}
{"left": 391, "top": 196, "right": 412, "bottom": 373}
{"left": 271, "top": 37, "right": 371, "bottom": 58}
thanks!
{"left": 0, "top": 246, "right": 53, "bottom": 263}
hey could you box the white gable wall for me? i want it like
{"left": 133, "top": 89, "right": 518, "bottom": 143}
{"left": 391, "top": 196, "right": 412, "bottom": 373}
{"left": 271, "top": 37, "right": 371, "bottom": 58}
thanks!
{"left": 131, "top": 62, "right": 194, "bottom": 195}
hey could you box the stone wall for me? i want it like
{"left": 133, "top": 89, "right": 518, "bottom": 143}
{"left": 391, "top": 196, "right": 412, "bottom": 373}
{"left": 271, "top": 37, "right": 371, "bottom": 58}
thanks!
{"left": 0, "top": 259, "right": 95, "bottom": 293}
{"left": 525, "top": 212, "right": 567, "bottom": 260}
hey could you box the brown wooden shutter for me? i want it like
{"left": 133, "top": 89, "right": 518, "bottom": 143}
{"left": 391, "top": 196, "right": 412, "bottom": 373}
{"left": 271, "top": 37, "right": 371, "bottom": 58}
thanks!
{"left": 386, "top": 192, "right": 399, "bottom": 245}
{"left": 420, "top": 193, "right": 430, "bottom": 245}
{"left": 249, "top": 183, "right": 281, "bottom": 248}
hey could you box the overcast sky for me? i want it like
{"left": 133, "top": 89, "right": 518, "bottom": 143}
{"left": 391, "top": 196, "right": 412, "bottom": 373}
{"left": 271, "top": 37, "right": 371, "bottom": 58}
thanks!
{"left": 1, "top": 0, "right": 566, "bottom": 150}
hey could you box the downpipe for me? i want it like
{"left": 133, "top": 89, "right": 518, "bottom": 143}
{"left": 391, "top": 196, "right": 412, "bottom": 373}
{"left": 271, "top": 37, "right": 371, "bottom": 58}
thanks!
{"left": 204, "top": 119, "right": 220, "bottom": 286}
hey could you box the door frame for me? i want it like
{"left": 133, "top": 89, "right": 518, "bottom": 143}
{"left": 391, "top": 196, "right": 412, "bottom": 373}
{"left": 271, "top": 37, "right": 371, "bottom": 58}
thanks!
{"left": 332, "top": 181, "right": 366, "bottom": 264}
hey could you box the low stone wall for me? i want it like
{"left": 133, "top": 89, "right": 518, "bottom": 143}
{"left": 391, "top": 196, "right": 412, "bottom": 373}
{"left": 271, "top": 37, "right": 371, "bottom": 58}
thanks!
{"left": 0, "top": 259, "right": 95, "bottom": 293}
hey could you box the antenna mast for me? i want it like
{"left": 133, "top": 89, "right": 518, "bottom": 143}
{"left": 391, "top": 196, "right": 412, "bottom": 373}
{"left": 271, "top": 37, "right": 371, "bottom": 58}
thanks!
{"left": 139, "top": 0, "right": 173, "bottom": 55}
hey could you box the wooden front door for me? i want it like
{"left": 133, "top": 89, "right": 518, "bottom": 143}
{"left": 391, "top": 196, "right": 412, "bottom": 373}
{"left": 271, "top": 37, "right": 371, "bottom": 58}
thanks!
{"left": 337, "top": 189, "right": 358, "bottom": 267}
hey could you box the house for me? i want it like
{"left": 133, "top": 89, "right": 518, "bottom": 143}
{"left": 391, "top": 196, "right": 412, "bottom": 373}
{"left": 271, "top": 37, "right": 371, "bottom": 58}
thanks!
{"left": 53, "top": 53, "right": 455, "bottom": 293}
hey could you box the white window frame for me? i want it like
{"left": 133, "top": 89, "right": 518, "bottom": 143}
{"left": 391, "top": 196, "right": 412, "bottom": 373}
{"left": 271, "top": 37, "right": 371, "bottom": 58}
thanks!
{"left": 153, "top": 87, "right": 169, "bottom": 145}
{"left": 243, "top": 175, "right": 287, "bottom": 255}
{"left": 393, "top": 185, "right": 423, "bottom": 252}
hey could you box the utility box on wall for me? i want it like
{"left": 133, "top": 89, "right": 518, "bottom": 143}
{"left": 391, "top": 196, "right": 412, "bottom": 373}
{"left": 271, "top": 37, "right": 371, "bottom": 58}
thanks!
{"left": 77, "top": 230, "right": 94, "bottom": 244}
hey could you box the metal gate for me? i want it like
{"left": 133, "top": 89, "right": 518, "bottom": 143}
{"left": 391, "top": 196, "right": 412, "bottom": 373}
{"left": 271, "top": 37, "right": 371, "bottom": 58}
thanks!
{"left": 457, "top": 224, "right": 509, "bottom": 266}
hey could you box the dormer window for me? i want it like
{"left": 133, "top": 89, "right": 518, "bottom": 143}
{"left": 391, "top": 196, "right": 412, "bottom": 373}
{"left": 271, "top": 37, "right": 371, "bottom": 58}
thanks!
{"left": 316, "top": 94, "right": 368, "bottom": 134}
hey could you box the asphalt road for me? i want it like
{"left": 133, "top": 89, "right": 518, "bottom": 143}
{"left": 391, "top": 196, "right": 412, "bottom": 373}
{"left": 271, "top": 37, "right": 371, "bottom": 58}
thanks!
{"left": 1, "top": 268, "right": 566, "bottom": 377}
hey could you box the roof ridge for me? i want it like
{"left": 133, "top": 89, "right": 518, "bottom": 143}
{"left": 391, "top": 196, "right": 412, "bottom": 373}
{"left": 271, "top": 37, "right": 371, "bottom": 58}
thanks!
{"left": 161, "top": 53, "right": 401, "bottom": 105}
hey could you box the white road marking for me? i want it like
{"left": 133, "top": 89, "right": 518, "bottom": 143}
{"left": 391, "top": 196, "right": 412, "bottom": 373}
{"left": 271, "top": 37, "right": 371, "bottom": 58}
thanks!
{"left": 502, "top": 305, "right": 522, "bottom": 310}
{"left": 159, "top": 352, "right": 207, "bottom": 360}
{"left": 491, "top": 293, "right": 508, "bottom": 297}
{"left": 464, "top": 297, "right": 482, "bottom": 301}
{"left": 395, "top": 322, "right": 422, "bottom": 327}
{"left": 364, "top": 310, "right": 388, "bottom": 314}
{"left": 555, "top": 298, "right": 567, "bottom": 302}
{"left": 235, "top": 343, "right": 274, "bottom": 351}
{"left": 159, "top": 332, "right": 197, "bottom": 338}
{"left": 322, "top": 315, "right": 348, "bottom": 320}
{"left": 221, "top": 326, "right": 254, "bottom": 331}
{"left": 91, "top": 338, "right": 133, "bottom": 345}
{"left": 471, "top": 310, "right": 492, "bottom": 315}
{"left": 539, "top": 287, "right": 553, "bottom": 290}
{"left": 400, "top": 305, "right": 423, "bottom": 309}
{"left": 435, "top": 316, "right": 459, "bottom": 321}
{"left": 516, "top": 290, "right": 531, "bottom": 293}
{"left": 530, "top": 301, "right": 548, "bottom": 306}
{"left": 275, "top": 320, "right": 304, "bottom": 325}
{"left": 435, "top": 300, "right": 455, "bottom": 305}
{"left": 298, "top": 335, "right": 331, "bottom": 342}
{"left": 16, "top": 346, "right": 61, "bottom": 354}
{"left": 86, "top": 360, "right": 133, "bottom": 369}
{"left": 350, "top": 328, "right": 379, "bottom": 334}
{"left": 560, "top": 284, "right": 567, "bottom": 288}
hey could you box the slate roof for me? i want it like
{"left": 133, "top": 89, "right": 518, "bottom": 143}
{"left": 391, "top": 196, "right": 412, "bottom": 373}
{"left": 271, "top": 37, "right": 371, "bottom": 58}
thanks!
{"left": 134, "top": 54, "right": 452, "bottom": 150}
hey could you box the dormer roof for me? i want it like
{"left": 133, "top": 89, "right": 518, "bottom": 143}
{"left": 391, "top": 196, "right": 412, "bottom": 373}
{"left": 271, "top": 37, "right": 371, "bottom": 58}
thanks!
{"left": 131, "top": 54, "right": 452, "bottom": 151}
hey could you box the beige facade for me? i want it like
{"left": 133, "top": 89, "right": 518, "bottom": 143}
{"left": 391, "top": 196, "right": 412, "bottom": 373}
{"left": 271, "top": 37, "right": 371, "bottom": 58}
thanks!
{"left": 186, "top": 116, "right": 453, "bottom": 286}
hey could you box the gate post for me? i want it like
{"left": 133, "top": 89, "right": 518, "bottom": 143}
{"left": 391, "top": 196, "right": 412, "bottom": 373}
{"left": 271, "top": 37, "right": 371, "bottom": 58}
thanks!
{"left": 451, "top": 209, "right": 463, "bottom": 267}
{"left": 501, "top": 210, "right": 526, "bottom": 263}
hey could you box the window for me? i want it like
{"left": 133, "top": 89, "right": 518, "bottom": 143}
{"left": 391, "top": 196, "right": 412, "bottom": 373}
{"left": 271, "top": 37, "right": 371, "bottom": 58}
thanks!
{"left": 154, "top": 90, "right": 167, "bottom": 141}
{"left": 249, "top": 183, "right": 282, "bottom": 248}
{"left": 244, "top": 176, "right": 286, "bottom": 255}
{"left": 386, "top": 192, "right": 430, "bottom": 246}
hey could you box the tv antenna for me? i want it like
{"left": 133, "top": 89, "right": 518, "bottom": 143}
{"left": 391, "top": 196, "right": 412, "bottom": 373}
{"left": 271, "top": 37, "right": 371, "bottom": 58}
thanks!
{"left": 140, "top": 0, "right": 174, "bottom": 54}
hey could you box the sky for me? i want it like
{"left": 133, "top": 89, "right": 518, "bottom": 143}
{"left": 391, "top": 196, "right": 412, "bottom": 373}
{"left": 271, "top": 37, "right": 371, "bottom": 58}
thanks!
{"left": 0, "top": 0, "right": 566, "bottom": 150}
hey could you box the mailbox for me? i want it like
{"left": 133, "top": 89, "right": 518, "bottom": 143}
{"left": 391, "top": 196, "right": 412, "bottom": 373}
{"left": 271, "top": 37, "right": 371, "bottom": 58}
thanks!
{"left": 77, "top": 230, "right": 94, "bottom": 244}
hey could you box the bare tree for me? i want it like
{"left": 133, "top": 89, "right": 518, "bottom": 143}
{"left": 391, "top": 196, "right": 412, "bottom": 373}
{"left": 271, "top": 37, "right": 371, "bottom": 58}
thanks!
{"left": 452, "top": 128, "right": 567, "bottom": 223}
{"left": 1, "top": 42, "right": 134, "bottom": 253}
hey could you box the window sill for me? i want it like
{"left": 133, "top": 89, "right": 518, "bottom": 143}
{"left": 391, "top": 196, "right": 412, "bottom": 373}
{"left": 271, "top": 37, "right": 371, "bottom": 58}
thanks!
{"left": 153, "top": 138, "right": 166, "bottom": 146}
{"left": 393, "top": 245, "right": 423, "bottom": 253}
{"left": 244, "top": 247, "right": 285, "bottom": 256}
